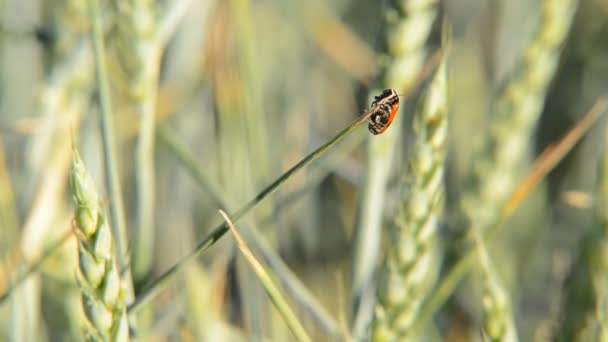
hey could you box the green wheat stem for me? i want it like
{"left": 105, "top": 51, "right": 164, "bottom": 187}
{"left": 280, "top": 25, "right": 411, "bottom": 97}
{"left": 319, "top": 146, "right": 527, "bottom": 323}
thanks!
{"left": 88, "top": 0, "right": 133, "bottom": 300}
{"left": 597, "top": 126, "right": 608, "bottom": 340}
{"left": 221, "top": 1, "right": 274, "bottom": 333}
{"left": 109, "top": 0, "right": 162, "bottom": 281}
{"left": 133, "top": 71, "right": 157, "bottom": 281}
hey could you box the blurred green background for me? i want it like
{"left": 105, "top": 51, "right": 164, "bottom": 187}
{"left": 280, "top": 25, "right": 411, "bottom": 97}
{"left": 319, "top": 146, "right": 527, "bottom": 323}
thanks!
{"left": 1, "top": 0, "right": 607, "bottom": 341}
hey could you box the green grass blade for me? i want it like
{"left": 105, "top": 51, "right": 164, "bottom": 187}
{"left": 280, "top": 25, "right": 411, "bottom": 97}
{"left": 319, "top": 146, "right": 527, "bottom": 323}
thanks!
{"left": 88, "top": 0, "right": 133, "bottom": 299}
{"left": 111, "top": 0, "right": 162, "bottom": 282}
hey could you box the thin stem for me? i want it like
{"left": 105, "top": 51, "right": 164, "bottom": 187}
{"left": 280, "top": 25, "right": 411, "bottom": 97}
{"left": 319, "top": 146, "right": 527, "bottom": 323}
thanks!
{"left": 88, "top": 0, "right": 133, "bottom": 297}
{"left": 220, "top": 210, "right": 312, "bottom": 342}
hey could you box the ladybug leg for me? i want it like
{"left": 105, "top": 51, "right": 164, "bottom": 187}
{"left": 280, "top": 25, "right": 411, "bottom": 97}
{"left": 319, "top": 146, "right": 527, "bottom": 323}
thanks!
{"left": 368, "top": 122, "right": 379, "bottom": 134}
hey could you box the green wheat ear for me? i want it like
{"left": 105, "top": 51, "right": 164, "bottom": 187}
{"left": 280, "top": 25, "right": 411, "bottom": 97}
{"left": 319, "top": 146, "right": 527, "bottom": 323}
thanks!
{"left": 69, "top": 148, "right": 129, "bottom": 341}
{"left": 352, "top": 0, "right": 440, "bottom": 337}
{"left": 473, "top": 228, "right": 517, "bottom": 342}
{"left": 373, "top": 50, "right": 448, "bottom": 341}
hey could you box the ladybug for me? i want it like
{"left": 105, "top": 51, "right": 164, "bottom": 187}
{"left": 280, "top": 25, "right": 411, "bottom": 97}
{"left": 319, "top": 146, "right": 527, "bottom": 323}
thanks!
{"left": 368, "top": 88, "right": 400, "bottom": 135}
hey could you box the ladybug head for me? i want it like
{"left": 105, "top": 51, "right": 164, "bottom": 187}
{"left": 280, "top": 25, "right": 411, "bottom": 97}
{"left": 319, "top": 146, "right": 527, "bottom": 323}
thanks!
{"left": 380, "top": 88, "right": 393, "bottom": 98}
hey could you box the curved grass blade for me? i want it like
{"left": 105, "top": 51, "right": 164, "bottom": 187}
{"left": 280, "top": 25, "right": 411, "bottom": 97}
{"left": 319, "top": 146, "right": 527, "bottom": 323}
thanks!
{"left": 219, "top": 210, "right": 311, "bottom": 342}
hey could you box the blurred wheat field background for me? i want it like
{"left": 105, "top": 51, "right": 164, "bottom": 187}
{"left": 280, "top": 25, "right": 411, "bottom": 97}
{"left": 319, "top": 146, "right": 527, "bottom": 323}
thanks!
{"left": 1, "top": 0, "right": 608, "bottom": 341}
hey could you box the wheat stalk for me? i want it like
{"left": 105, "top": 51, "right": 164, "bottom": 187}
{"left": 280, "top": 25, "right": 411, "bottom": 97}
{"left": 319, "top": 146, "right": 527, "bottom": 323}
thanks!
{"left": 87, "top": 0, "right": 135, "bottom": 305}
{"left": 109, "top": 0, "right": 161, "bottom": 281}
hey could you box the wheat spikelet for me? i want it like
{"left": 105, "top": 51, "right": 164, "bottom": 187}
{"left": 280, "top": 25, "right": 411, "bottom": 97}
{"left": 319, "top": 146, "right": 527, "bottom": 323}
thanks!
{"left": 473, "top": 229, "right": 517, "bottom": 342}
{"left": 69, "top": 148, "right": 129, "bottom": 341}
